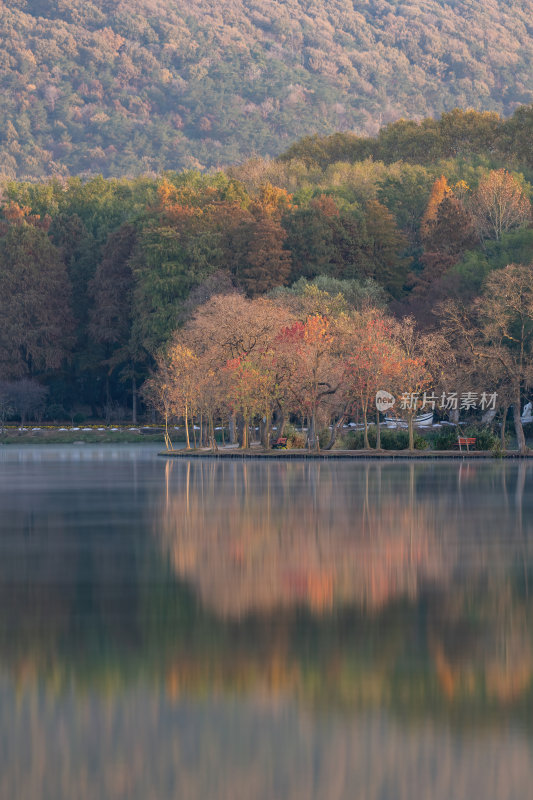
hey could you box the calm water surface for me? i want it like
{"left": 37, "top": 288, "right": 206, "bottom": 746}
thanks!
{"left": 1, "top": 445, "right": 533, "bottom": 799}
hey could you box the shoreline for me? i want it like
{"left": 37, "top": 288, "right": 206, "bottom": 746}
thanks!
{"left": 159, "top": 448, "right": 533, "bottom": 460}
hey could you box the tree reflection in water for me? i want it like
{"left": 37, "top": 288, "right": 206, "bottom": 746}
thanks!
{"left": 157, "top": 459, "right": 533, "bottom": 707}
{"left": 1, "top": 451, "right": 533, "bottom": 799}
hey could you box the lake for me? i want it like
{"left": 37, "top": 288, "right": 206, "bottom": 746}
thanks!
{"left": 1, "top": 445, "right": 532, "bottom": 800}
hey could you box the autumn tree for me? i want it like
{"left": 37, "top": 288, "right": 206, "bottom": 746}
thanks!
{"left": 233, "top": 212, "right": 292, "bottom": 296}
{"left": 339, "top": 311, "right": 403, "bottom": 449}
{"left": 412, "top": 190, "right": 478, "bottom": 311}
{"left": 142, "top": 356, "right": 178, "bottom": 450}
{"left": 280, "top": 315, "right": 342, "bottom": 449}
{"left": 165, "top": 338, "right": 199, "bottom": 449}
{"left": 440, "top": 264, "right": 533, "bottom": 454}
{"left": 420, "top": 176, "right": 452, "bottom": 240}
{"left": 389, "top": 317, "right": 438, "bottom": 451}
{"left": 471, "top": 170, "right": 531, "bottom": 242}
{"left": 183, "top": 293, "right": 292, "bottom": 446}
{"left": 224, "top": 357, "right": 271, "bottom": 448}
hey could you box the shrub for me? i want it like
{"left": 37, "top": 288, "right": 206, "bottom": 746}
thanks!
{"left": 342, "top": 427, "right": 427, "bottom": 450}
{"left": 430, "top": 427, "right": 459, "bottom": 450}
{"left": 491, "top": 439, "right": 505, "bottom": 458}
{"left": 72, "top": 412, "right": 86, "bottom": 424}
{"left": 286, "top": 432, "right": 306, "bottom": 449}
{"left": 462, "top": 424, "right": 500, "bottom": 451}
{"left": 429, "top": 423, "right": 501, "bottom": 450}
{"left": 318, "top": 427, "right": 331, "bottom": 448}
{"left": 283, "top": 423, "right": 297, "bottom": 438}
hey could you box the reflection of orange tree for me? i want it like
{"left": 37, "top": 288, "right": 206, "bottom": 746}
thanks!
{"left": 157, "top": 461, "right": 450, "bottom": 617}
{"left": 428, "top": 584, "right": 533, "bottom": 703}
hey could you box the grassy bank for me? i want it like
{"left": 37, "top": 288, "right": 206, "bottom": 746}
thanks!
{"left": 0, "top": 428, "right": 166, "bottom": 445}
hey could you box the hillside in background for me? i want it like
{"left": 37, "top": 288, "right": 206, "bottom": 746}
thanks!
{"left": 2, "top": 0, "right": 533, "bottom": 178}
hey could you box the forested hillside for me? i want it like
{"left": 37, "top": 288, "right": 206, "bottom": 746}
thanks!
{"left": 2, "top": 0, "right": 533, "bottom": 177}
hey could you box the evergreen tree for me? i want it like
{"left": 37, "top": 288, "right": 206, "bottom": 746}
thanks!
{"left": 233, "top": 213, "right": 292, "bottom": 297}
{"left": 364, "top": 200, "right": 411, "bottom": 297}
{"left": 0, "top": 209, "right": 73, "bottom": 377}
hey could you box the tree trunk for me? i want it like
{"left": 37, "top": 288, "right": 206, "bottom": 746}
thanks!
{"left": 164, "top": 409, "right": 172, "bottom": 451}
{"left": 324, "top": 414, "right": 346, "bottom": 450}
{"left": 229, "top": 413, "right": 237, "bottom": 444}
{"left": 105, "top": 374, "right": 111, "bottom": 424}
{"left": 501, "top": 405, "right": 508, "bottom": 450}
{"left": 236, "top": 414, "right": 244, "bottom": 447}
{"left": 363, "top": 410, "right": 369, "bottom": 450}
{"left": 184, "top": 402, "right": 190, "bottom": 449}
{"left": 376, "top": 409, "right": 381, "bottom": 450}
{"left": 263, "top": 412, "right": 272, "bottom": 450}
{"left": 132, "top": 373, "right": 137, "bottom": 425}
{"left": 199, "top": 412, "right": 203, "bottom": 447}
{"left": 513, "top": 399, "right": 527, "bottom": 454}
{"left": 208, "top": 412, "right": 217, "bottom": 450}
{"left": 408, "top": 413, "right": 415, "bottom": 451}
{"left": 192, "top": 418, "right": 197, "bottom": 448}
{"left": 307, "top": 410, "right": 318, "bottom": 450}
{"left": 242, "top": 416, "right": 249, "bottom": 449}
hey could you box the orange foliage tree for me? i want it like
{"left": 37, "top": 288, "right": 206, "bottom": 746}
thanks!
{"left": 338, "top": 311, "right": 403, "bottom": 449}
{"left": 279, "top": 314, "right": 342, "bottom": 449}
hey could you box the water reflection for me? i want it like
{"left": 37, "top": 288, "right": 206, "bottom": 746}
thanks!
{"left": 0, "top": 448, "right": 533, "bottom": 799}
{"left": 159, "top": 459, "right": 533, "bottom": 615}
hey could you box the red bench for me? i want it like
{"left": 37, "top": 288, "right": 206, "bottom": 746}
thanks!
{"left": 272, "top": 436, "right": 288, "bottom": 449}
{"left": 454, "top": 436, "right": 476, "bottom": 452}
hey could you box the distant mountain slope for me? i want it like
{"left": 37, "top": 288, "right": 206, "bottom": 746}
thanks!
{"left": 2, "top": 0, "right": 533, "bottom": 178}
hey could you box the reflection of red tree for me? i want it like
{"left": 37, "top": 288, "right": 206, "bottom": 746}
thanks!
{"left": 157, "top": 462, "right": 454, "bottom": 617}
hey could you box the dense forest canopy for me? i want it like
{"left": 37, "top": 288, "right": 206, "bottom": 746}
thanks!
{"left": 2, "top": 0, "right": 533, "bottom": 177}
{"left": 1, "top": 106, "right": 533, "bottom": 444}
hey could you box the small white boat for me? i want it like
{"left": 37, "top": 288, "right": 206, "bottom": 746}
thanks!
{"left": 385, "top": 412, "right": 434, "bottom": 427}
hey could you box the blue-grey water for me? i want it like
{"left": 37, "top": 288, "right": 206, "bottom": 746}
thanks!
{"left": 1, "top": 445, "right": 532, "bottom": 800}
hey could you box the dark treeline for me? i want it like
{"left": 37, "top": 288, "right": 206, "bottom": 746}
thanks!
{"left": 1, "top": 106, "right": 533, "bottom": 424}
